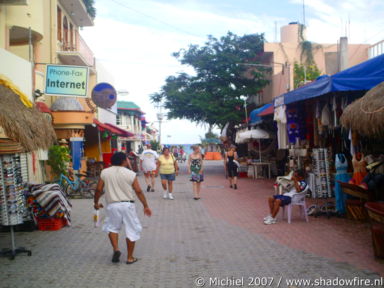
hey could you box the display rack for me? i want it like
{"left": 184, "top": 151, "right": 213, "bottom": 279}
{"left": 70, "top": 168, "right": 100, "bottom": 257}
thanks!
{"left": 0, "top": 154, "right": 31, "bottom": 259}
{"left": 312, "top": 148, "right": 332, "bottom": 198}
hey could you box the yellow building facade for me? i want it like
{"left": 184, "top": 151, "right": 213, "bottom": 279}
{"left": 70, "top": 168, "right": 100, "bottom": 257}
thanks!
{"left": 0, "top": 0, "right": 102, "bottom": 180}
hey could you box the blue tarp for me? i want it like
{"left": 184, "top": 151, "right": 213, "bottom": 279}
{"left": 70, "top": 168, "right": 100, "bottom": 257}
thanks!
{"left": 275, "top": 54, "right": 384, "bottom": 106}
{"left": 250, "top": 103, "right": 273, "bottom": 124}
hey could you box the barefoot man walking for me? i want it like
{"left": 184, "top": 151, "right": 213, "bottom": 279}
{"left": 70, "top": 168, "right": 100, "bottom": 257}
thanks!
{"left": 94, "top": 152, "right": 152, "bottom": 264}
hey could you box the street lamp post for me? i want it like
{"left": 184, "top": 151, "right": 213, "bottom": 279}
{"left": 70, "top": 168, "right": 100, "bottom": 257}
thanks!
{"left": 156, "top": 106, "right": 164, "bottom": 145}
{"left": 239, "top": 95, "right": 248, "bottom": 124}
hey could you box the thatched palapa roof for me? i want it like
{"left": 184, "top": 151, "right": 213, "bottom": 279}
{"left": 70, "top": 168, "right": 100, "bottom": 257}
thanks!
{"left": 0, "top": 84, "right": 56, "bottom": 152}
{"left": 341, "top": 81, "right": 384, "bottom": 137}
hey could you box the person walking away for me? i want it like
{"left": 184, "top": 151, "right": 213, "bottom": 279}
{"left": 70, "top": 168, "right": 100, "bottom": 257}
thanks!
{"left": 180, "top": 146, "right": 186, "bottom": 162}
{"left": 140, "top": 144, "right": 159, "bottom": 192}
{"left": 94, "top": 152, "right": 152, "bottom": 264}
{"left": 187, "top": 145, "right": 204, "bottom": 200}
{"left": 263, "top": 169, "right": 307, "bottom": 225}
{"left": 224, "top": 145, "right": 239, "bottom": 189}
{"left": 173, "top": 146, "right": 179, "bottom": 159}
{"left": 157, "top": 147, "right": 178, "bottom": 200}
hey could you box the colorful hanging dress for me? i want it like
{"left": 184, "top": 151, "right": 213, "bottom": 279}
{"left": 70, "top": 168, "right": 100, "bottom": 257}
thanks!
{"left": 350, "top": 153, "right": 367, "bottom": 185}
{"left": 334, "top": 154, "right": 351, "bottom": 214}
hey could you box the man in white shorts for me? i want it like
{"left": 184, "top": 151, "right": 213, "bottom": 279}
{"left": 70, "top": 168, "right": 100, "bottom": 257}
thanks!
{"left": 94, "top": 152, "right": 152, "bottom": 264}
{"left": 140, "top": 144, "right": 159, "bottom": 192}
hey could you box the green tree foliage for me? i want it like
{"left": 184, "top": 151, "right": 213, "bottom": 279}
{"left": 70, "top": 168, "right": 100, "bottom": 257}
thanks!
{"left": 205, "top": 129, "right": 219, "bottom": 139}
{"left": 151, "top": 32, "right": 270, "bottom": 129}
{"left": 293, "top": 62, "right": 321, "bottom": 88}
{"left": 83, "top": 0, "right": 96, "bottom": 18}
{"left": 48, "top": 145, "right": 70, "bottom": 177}
{"left": 150, "top": 140, "right": 161, "bottom": 152}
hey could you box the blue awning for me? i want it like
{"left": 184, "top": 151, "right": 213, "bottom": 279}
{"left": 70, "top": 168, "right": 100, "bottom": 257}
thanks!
{"left": 275, "top": 54, "right": 384, "bottom": 106}
{"left": 250, "top": 103, "right": 273, "bottom": 124}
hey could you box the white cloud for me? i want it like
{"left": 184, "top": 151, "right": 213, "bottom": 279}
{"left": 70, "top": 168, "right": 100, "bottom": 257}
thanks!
{"left": 290, "top": 0, "right": 384, "bottom": 44}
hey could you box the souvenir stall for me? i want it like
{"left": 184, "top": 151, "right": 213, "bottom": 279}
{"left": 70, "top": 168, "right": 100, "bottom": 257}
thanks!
{"left": 235, "top": 127, "right": 275, "bottom": 178}
{"left": 0, "top": 80, "right": 56, "bottom": 259}
{"left": 274, "top": 55, "right": 384, "bottom": 217}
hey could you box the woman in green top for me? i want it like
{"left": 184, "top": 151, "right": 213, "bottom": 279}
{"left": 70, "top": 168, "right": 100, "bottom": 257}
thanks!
{"left": 187, "top": 145, "right": 204, "bottom": 200}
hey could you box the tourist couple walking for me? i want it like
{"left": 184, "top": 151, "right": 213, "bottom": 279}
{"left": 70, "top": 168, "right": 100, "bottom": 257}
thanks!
{"left": 140, "top": 144, "right": 204, "bottom": 200}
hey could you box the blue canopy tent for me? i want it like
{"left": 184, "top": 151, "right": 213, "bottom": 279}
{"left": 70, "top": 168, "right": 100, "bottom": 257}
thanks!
{"left": 275, "top": 53, "right": 384, "bottom": 107}
{"left": 249, "top": 103, "right": 273, "bottom": 124}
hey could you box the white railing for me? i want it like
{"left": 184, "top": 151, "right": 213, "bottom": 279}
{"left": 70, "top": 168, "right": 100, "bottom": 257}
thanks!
{"left": 57, "top": 31, "right": 95, "bottom": 66}
{"left": 76, "top": 32, "right": 95, "bottom": 66}
{"left": 369, "top": 40, "right": 384, "bottom": 59}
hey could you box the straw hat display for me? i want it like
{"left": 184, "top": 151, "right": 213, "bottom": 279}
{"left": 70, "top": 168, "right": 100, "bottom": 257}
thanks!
{"left": 341, "top": 81, "right": 384, "bottom": 137}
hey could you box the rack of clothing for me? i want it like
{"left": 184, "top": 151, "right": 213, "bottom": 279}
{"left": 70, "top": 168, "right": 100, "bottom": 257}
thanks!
{"left": 0, "top": 154, "right": 31, "bottom": 259}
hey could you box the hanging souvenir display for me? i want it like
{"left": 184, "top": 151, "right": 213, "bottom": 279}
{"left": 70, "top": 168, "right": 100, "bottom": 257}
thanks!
{"left": 0, "top": 154, "right": 26, "bottom": 226}
{"left": 312, "top": 148, "right": 332, "bottom": 198}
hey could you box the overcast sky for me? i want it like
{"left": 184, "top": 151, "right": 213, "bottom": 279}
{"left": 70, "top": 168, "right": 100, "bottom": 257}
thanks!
{"left": 81, "top": 0, "right": 384, "bottom": 144}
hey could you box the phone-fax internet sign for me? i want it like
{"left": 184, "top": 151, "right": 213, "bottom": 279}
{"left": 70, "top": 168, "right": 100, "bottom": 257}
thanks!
{"left": 45, "top": 65, "right": 89, "bottom": 97}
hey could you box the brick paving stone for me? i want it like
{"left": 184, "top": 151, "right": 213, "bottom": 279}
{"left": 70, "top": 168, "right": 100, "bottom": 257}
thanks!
{"left": 0, "top": 161, "right": 383, "bottom": 288}
{"left": 201, "top": 161, "right": 384, "bottom": 277}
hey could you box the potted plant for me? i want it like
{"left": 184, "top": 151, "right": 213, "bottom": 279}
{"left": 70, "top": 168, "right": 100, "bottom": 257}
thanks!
{"left": 48, "top": 145, "right": 70, "bottom": 178}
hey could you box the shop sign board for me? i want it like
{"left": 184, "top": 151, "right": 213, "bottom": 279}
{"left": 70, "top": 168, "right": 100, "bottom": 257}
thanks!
{"left": 45, "top": 65, "right": 89, "bottom": 97}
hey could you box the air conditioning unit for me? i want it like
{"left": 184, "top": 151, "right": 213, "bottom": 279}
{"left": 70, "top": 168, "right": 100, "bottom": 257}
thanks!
{"left": 0, "top": 0, "right": 28, "bottom": 5}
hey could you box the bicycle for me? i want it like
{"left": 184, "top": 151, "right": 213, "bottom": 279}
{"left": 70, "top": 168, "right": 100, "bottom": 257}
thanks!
{"left": 58, "top": 173, "right": 97, "bottom": 199}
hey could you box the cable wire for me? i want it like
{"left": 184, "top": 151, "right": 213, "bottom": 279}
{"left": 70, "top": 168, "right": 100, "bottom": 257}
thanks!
{"left": 109, "top": 0, "right": 203, "bottom": 38}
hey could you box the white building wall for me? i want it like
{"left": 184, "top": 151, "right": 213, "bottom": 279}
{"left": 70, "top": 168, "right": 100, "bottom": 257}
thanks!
{"left": 98, "top": 107, "right": 116, "bottom": 125}
{"left": 0, "top": 48, "right": 32, "bottom": 100}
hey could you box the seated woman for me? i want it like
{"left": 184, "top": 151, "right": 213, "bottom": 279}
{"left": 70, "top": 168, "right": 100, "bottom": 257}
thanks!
{"left": 264, "top": 169, "right": 307, "bottom": 225}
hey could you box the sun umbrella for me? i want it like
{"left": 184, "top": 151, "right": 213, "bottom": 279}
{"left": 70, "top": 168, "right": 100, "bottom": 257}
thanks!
{"left": 236, "top": 128, "right": 270, "bottom": 161}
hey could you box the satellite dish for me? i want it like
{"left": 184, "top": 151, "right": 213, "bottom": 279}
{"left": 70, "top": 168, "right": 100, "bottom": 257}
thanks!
{"left": 91, "top": 82, "right": 117, "bottom": 109}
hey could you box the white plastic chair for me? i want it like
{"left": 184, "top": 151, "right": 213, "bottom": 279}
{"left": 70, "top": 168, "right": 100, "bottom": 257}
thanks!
{"left": 282, "top": 186, "right": 310, "bottom": 224}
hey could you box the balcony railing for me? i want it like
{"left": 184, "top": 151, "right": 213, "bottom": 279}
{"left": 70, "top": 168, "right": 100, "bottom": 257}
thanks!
{"left": 58, "top": 31, "right": 94, "bottom": 67}
{"left": 369, "top": 40, "right": 384, "bottom": 59}
{"left": 78, "top": 32, "right": 94, "bottom": 66}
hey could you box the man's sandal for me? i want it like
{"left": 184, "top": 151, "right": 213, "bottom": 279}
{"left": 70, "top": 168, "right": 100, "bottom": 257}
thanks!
{"left": 126, "top": 258, "right": 139, "bottom": 264}
{"left": 112, "top": 251, "right": 121, "bottom": 263}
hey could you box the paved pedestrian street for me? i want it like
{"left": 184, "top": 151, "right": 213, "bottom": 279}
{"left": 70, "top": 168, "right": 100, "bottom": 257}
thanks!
{"left": 0, "top": 161, "right": 383, "bottom": 288}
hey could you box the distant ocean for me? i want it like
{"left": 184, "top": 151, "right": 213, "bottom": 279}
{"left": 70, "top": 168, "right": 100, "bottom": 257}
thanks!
{"left": 168, "top": 144, "right": 195, "bottom": 156}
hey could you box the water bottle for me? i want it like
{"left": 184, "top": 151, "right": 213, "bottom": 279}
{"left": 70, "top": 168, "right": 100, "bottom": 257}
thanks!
{"left": 93, "top": 209, "right": 100, "bottom": 228}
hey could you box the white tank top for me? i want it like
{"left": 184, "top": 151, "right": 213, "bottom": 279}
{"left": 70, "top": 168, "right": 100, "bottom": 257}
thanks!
{"left": 101, "top": 166, "right": 136, "bottom": 204}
